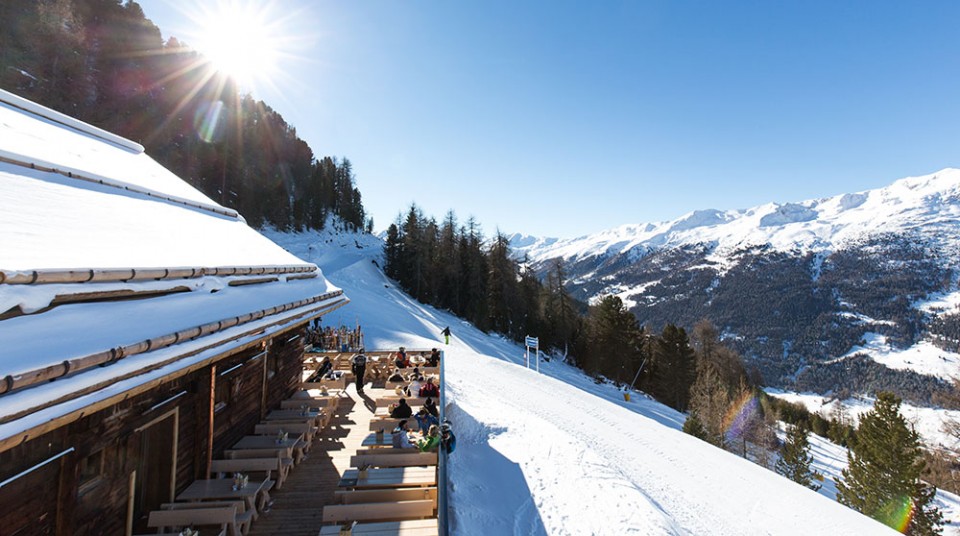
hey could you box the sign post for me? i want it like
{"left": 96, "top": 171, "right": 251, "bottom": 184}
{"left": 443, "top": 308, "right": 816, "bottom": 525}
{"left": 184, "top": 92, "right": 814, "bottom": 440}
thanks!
{"left": 524, "top": 336, "right": 540, "bottom": 372}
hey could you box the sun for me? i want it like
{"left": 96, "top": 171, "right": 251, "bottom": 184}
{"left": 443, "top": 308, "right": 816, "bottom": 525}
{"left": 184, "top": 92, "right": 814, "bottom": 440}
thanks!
{"left": 189, "top": 1, "right": 285, "bottom": 89}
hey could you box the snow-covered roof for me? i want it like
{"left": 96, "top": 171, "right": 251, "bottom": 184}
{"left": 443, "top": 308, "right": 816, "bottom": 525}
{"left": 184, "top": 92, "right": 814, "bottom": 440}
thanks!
{"left": 0, "top": 89, "right": 348, "bottom": 449}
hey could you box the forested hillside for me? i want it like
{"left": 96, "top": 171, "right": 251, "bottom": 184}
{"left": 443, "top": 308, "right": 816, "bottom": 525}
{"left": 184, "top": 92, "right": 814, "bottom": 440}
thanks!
{"left": 0, "top": 0, "right": 365, "bottom": 231}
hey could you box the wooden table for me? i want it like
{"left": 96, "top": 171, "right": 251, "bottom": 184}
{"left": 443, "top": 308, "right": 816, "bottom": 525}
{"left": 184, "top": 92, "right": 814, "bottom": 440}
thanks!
{"left": 337, "top": 467, "right": 436, "bottom": 490}
{"left": 361, "top": 432, "right": 396, "bottom": 448}
{"left": 175, "top": 478, "right": 268, "bottom": 519}
{"left": 266, "top": 408, "right": 323, "bottom": 422}
{"left": 318, "top": 519, "right": 438, "bottom": 535}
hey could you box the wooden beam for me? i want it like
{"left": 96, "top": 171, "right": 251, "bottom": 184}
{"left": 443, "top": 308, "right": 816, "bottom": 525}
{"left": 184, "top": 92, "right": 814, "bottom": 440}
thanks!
{"left": 207, "top": 365, "right": 216, "bottom": 480}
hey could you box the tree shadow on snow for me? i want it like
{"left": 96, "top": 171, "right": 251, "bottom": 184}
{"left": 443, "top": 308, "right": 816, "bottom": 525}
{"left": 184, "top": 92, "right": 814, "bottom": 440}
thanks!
{"left": 445, "top": 403, "right": 548, "bottom": 536}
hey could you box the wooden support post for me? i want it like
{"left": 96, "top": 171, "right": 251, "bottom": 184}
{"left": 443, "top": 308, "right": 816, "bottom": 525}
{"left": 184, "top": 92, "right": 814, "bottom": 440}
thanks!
{"left": 207, "top": 365, "right": 216, "bottom": 479}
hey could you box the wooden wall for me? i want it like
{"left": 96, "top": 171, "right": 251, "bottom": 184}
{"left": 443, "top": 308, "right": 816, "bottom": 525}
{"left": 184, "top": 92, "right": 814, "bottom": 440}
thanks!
{"left": 0, "top": 324, "right": 309, "bottom": 536}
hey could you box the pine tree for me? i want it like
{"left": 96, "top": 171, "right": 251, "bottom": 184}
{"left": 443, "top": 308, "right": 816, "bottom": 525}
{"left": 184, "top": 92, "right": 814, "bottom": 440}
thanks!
{"left": 836, "top": 392, "right": 943, "bottom": 535}
{"left": 583, "top": 296, "right": 644, "bottom": 379}
{"left": 650, "top": 324, "right": 697, "bottom": 412}
{"left": 775, "top": 424, "right": 821, "bottom": 491}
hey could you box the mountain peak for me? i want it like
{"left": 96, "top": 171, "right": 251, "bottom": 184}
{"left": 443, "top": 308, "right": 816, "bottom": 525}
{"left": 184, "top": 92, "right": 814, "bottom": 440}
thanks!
{"left": 515, "top": 169, "right": 960, "bottom": 264}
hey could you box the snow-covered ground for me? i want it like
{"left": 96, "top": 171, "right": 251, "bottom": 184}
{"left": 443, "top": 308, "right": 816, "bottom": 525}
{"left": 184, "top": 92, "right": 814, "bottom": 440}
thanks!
{"left": 766, "top": 389, "right": 960, "bottom": 451}
{"left": 840, "top": 334, "right": 960, "bottom": 381}
{"left": 267, "top": 227, "right": 960, "bottom": 535}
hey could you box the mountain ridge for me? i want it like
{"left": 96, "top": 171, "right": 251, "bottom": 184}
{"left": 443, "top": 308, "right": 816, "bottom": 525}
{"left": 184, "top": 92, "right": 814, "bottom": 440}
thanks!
{"left": 510, "top": 168, "right": 960, "bottom": 400}
{"left": 511, "top": 167, "right": 960, "bottom": 266}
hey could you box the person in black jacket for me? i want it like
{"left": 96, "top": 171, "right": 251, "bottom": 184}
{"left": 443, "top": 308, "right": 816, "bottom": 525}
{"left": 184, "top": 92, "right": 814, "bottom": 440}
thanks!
{"left": 390, "top": 398, "right": 413, "bottom": 418}
{"left": 351, "top": 351, "right": 367, "bottom": 393}
{"left": 441, "top": 326, "right": 451, "bottom": 345}
{"left": 424, "top": 397, "right": 439, "bottom": 418}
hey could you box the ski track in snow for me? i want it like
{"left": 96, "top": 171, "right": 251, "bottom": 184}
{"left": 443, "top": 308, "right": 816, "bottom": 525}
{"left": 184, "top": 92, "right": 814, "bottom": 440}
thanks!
{"left": 268, "top": 229, "right": 917, "bottom": 535}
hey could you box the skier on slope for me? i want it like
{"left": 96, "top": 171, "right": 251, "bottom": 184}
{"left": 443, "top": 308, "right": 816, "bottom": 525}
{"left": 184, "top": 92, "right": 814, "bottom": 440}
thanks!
{"left": 441, "top": 326, "right": 451, "bottom": 345}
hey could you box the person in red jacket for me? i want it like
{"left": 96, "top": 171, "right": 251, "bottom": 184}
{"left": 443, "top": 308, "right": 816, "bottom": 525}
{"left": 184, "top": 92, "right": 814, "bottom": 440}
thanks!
{"left": 395, "top": 346, "right": 410, "bottom": 369}
{"left": 418, "top": 377, "right": 439, "bottom": 398}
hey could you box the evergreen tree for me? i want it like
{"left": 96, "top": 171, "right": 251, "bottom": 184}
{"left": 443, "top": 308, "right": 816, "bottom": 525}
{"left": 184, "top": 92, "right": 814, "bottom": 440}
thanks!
{"left": 650, "top": 324, "right": 697, "bottom": 411}
{"left": 383, "top": 222, "right": 402, "bottom": 280}
{"left": 542, "top": 259, "right": 580, "bottom": 355}
{"left": 485, "top": 232, "right": 518, "bottom": 334}
{"left": 837, "top": 392, "right": 943, "bottom": 535}
{"left": 775, "top": 424, "right": 821, "bottom": 491}
{"left": 582, "top": 296, "right": 644, "bottom": 380}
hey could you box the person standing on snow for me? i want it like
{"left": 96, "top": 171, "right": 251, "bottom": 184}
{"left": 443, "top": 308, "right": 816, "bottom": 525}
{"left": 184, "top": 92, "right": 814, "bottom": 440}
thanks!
{"left": 352, "top": 350, "right": 367, "bottom": 394}
{"left": 441, "top": 326, "right": 451, "bottom": 345}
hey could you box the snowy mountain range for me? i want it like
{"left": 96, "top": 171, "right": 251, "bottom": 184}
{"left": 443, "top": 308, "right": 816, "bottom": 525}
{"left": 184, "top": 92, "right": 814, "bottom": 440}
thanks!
{"left": 512, "top": 168, "right": 960, "bottom": 264}
{"left": 510, "top": 169, "right": 960, "bottom": 402}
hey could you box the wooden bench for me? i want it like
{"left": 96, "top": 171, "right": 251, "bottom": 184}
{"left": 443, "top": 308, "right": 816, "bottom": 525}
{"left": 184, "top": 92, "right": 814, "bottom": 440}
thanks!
{"left": 321, "top": 500, "right": 436, "bottom": 524}
{"left": 147, "top": 505, "right": 241, "bottom": 536}
{"left": 376, "top": 397, "right": 428, "bottom": 408}
{"left": 318, "top": 519, "right": 438, "bottom": 535}
{"left": 355, "top": 446, "right": 419, "bottom": 455}
{"left": 349, "top": 452, "right": 437, "bottom": 468}
{"left": 160, "top": 501, "right": 253, "bottom": 535}
{"left": 210, "top": 455, "right": 287, "bottom": 490}
{"left": 333, "top": 487, "right": 438, "bottom": 505}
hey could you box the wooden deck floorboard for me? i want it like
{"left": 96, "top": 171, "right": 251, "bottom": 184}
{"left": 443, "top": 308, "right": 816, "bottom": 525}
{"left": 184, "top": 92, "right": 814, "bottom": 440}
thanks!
{"left": 248, "top": 383, "right": 385, "bottom": 536}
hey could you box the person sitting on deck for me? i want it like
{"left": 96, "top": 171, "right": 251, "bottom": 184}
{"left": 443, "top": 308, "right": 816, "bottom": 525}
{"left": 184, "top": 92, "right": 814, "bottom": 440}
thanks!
{"left": 390, "top": 398, "right": 413, "bottom": 418}
{"left": 408, "top": 376, "right": 424, "bottom": 397}
{"left": 395, "top": 346, "right": 410, "bottom": 369}
{"left": 407, "top": 367, "right": 420, "bottom": 381}
{"left": 428, "top": 348, "right": 441, "bottom": 367}
{"left": 424, "top": 397, "right": 439, "bottom": 417}
{"left": 392, "top": 420, "right": 414, "bottom": 449}
{"left": 414, "top": 408, "right": 439, "bottom": 433}
{"left": 417, "top": 425, "right": 441, "bottom": 452}
{"left": 418, "top": 377, "right": 439, "bottom": 398}
{"left": 387, "top": 368, "right": 405, "bottom": 383}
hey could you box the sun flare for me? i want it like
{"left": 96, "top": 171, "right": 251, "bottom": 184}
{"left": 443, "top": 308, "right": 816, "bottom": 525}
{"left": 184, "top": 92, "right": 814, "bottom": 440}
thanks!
{"left": 190, "top": 1, "right": 285, "bottom": 89}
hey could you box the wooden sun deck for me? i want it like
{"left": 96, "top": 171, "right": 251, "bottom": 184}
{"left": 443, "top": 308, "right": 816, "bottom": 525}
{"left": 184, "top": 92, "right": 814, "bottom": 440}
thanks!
{"left": 247, "top": 384, "right": 387, "bottom": 536}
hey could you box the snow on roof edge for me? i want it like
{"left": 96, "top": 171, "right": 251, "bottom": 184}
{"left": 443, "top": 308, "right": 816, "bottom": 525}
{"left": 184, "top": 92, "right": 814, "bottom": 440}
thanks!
{"left": 0, "top": 293, "right": 349, "bottom": 453}
{"left": 0, "top": 88, "right": 144, "bottom": 153}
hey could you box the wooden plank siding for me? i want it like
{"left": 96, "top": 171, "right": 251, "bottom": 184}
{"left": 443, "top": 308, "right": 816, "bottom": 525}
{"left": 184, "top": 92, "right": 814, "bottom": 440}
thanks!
{"left": 0, "top": 325, "right": 310, "bottom": 536}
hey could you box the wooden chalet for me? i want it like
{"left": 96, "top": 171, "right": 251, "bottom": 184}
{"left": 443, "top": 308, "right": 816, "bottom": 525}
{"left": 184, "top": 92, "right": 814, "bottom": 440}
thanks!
{"left": 0, "top": 89, "right": 349, "bottom": 535}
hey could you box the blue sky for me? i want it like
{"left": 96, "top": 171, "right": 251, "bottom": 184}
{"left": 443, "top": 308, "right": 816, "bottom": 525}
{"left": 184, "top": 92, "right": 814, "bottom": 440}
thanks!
{"left": 137, "top": 0, "right": 960, "bottom": 238}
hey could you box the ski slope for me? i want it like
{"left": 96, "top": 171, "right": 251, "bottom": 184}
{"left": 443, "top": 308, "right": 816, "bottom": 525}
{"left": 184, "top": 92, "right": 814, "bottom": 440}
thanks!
{"left": 267, "top": 227, "right": 933, "bottom": 535}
